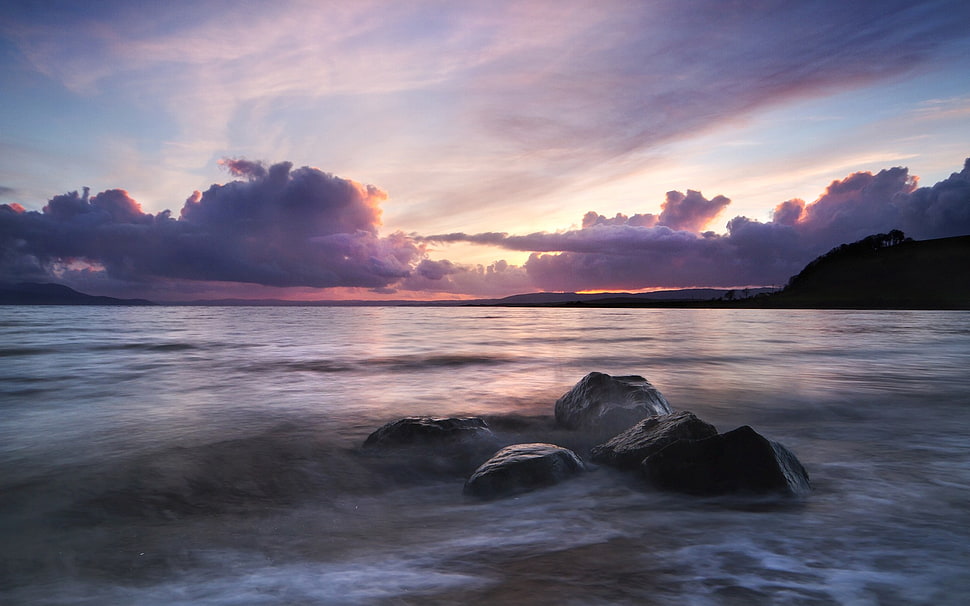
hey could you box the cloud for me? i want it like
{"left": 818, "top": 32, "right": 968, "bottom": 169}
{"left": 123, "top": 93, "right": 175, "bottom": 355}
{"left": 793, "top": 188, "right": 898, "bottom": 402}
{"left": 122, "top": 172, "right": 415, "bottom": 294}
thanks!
{"left": 426, "top": 158, "right": 970, "bottom": 291}
{"left": 5, "top": 1, "right": 968, "bottom": 237}
{"left": 0, "top": 161, "right": 423, "bottom": 294}
{"left": 2, "top": 157, "right": 968, "bottom": 299}
{"left": 397, "top": 258, "right": 533, "bottom": 298}
{"left": 219, "top": 158, "right": 268, "bottom": 179}
{"left": 465, "top": 1, "right": 970, "bottom": 172}
{"left": 582, "top": 190, "right": 730, "bottom": 232}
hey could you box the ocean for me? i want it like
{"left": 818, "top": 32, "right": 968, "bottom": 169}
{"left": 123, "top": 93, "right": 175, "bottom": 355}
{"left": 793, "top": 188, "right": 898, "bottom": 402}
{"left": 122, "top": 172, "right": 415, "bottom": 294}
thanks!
{"left": 1, "top": 306, "right": 968, "bottom": 605}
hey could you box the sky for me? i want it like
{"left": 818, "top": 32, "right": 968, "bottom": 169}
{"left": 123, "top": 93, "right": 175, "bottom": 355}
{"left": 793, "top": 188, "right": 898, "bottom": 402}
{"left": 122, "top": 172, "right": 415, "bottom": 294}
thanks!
{"left": 1, "top": 0, "right": 969, "bottom": 301}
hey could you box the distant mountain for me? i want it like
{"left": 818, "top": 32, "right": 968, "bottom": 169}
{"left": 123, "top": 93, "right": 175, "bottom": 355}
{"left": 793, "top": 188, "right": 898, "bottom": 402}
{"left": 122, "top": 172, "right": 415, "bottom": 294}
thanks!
{"left": 0, "top": 283, "right": 155, "bottom": 305}
{"left": 767, "top": 232, "right": 970, "bottom": 309}
{"left": 486, "top": 288, "right": 775, "bottom": 306}
{"left": 7, "top": 233, "right": 963, "bottom": 308}
{"left": 169, "top": 288, "right": 773, "bottom": 307}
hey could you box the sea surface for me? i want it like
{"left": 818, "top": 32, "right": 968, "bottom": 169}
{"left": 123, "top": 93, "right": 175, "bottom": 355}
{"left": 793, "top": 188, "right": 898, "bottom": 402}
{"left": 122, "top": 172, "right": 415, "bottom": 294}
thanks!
{"left": 1, "top": 306, "right": 968, "bottom": 605}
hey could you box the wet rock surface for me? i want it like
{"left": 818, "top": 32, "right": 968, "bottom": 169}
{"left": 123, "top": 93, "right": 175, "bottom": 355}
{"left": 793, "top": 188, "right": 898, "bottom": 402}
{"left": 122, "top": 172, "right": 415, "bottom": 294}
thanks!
{"left": 463, "top": 443, "right": 585, "bottom": 499}
{"left": 554, "top": 372, "right": 672, "bottom": 435}
{"left": 590, "top": 411, "right": 718, "bottom": 470}
{"left": 640, "top": 425, "right": 811, "bottom": 496}
{"left": 363, "top": 416, "right": 493, "bottom": 448}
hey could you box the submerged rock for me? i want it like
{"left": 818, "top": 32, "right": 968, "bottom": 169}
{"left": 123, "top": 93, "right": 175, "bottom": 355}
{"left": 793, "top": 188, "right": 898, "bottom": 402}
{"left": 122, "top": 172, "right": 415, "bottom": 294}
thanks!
{"left": 590, "top": 411, "right": 718, "bottom": 469}
{"left": 463, "top": 443, "right": 585, "bottom": 499}
{"left": 555, "top": 372, "right": 672, "bottom": 435}
{"left": 640, "top": 425, "right": 811, "bottom": 496}
{"left": 363, "top": 416, "right": 493, "bottom": 448}
{"left": 362, "top": 416, "right": 501, "bottom": 480}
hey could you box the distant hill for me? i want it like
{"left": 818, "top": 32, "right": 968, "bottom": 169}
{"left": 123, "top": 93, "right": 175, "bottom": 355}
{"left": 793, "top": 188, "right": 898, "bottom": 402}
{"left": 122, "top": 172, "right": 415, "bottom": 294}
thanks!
{"left": 0, "top": 283, "right": 155, "bottom": 305}
{"left": 172, "top": 288, "right": 773, "bottom": 307}
{"left": 766, "top": 232, "right": 970, "bottom": 309}
{"left": 4, "top": 233, "right": 965, "bottom": 308}
{"left": 482, "top": 288, "right": 776, "bottom": 307}
{"left": 489, "top": 288, "right": 773, "bottom": 305}
{"left": 478, "top": 233, "right": 970, "bottom": 310}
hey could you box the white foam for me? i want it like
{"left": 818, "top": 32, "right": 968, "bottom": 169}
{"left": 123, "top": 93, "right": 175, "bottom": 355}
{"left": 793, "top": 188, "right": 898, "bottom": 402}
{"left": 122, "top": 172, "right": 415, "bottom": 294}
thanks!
{"left": 7, "top": 552, "right": 488, "bottom": 606}
{"left": 665, "top": 534, "right": 962, "bottom": 605}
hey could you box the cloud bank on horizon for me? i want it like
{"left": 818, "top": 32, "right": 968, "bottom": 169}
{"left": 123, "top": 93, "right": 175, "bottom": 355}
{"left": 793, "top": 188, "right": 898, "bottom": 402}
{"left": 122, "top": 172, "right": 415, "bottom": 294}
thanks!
{"left": 2, "top": 157, "right": 969, "bottom": 300}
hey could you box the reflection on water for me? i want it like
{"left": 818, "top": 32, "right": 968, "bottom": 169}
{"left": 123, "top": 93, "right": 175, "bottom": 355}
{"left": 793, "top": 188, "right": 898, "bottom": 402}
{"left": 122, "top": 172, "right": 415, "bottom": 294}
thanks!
{"left": 1, "top": 306, "right": 968, "bottom": 604}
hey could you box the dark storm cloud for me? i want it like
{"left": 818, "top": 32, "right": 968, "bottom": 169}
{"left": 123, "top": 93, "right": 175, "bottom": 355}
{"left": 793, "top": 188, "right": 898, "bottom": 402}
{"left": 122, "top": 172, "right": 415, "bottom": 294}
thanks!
{"left": 0, "top": 161, "right": 423, "bottom": 290}
{"left": 427, "top": 158, "right": 970, "bottom": 291}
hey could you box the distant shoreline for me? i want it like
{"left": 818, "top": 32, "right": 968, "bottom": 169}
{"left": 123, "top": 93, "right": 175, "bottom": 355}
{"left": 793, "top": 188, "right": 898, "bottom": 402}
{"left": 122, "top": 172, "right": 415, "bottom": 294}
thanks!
{"left": 3, "top": 234, "right": 967, "bottom": 310}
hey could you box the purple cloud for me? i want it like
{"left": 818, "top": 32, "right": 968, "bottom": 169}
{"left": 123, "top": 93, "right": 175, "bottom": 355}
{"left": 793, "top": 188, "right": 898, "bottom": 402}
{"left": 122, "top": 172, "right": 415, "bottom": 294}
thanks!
{"left": 2, "top": 157, "right": 968, "bottom": 298}
{"left": 0, "top": 161, "right": 423, "bottom": 294}
{"left": 580, "top": 190, "right": 730, "bottom": 233}
{"left": 219, "top": 158, "right": 268, "bottom": 180}
{"left": 398, "top": 258, "right": 533, "bottom": 298}
{"left": 428, "top": 158, "right": 970, "bottom": 291}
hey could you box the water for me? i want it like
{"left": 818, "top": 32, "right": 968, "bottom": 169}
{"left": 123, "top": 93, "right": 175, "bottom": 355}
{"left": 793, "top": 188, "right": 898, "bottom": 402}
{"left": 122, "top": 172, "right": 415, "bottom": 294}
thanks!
{"left": 1, "top": 306, "right": 968, "bottom": 605}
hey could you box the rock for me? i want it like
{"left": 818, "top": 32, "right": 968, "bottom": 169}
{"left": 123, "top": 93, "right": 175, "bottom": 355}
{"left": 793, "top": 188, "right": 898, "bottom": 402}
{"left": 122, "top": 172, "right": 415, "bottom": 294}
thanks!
{"left": 590, "top": 411, "right": 718, "bottom": 469}
{"left": 640, "top": 425, "right": 811, "bottom": 496}
{"left": 363, "top": 416, "right": 493, "bottom": 448}
{"left": 554, "top": 372, "right": 672, "bottom": 435}
{"left": 463, "top": 443, "right": 585, "bottom": 499}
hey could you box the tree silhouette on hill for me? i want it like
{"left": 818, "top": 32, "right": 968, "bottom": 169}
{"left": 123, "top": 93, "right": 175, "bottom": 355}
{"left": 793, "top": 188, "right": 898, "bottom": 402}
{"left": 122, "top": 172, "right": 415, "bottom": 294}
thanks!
{"left": 786, "top": 230, "right": 912, "bottom": 290}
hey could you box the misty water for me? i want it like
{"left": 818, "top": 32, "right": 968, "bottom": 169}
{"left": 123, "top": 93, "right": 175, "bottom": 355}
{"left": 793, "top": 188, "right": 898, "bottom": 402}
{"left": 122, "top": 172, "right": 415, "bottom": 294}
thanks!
{"left": 1, "top": 306, "right": 968, "bottom": 605}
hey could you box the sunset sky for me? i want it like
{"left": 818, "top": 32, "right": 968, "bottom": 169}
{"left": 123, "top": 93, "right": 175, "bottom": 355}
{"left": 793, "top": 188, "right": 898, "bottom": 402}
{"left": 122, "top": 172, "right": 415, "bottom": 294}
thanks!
{"left": 2, "top": 0, "right": 969, "bottom": 301}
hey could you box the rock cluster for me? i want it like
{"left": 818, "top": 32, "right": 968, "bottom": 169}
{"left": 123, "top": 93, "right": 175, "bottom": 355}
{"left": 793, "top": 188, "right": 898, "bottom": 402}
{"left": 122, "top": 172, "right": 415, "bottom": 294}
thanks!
{"left": 362, "top": 371, "right": 811, "bottom": 501}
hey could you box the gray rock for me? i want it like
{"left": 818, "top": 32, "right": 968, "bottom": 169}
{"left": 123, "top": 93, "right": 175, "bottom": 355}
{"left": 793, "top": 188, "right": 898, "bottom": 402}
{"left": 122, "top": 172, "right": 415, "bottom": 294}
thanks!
{"left": 640, "top": 425, "right": 811, "bottom": 496}
{"left": 463, "top": 443, "right": 585, "bottom": 499}
{"left": 363, "top": 417, "right": 493, "bottom": 448}
{"left": 555, "top": 372, "right": 672, "bottom": 435}
{"left": 590, "top": 411, "right": 718, "bottom": 469}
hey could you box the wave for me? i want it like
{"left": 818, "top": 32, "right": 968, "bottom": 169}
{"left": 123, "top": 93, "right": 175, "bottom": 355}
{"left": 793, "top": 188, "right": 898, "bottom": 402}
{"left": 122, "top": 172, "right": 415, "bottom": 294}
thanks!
{"left": 255, "top": 352, "right": 519, "bottom": 375}
{"left": 276, "top": 360, "right": 356, "bottom": 373}
{"left": 0, "top": 342, "right": 208, "bottom": 357}
{"left": 0, "top": 346, "right": 59, "bottom": 357}
{"left": 369, "top": 353, "right": 517, "bottom": 370}
{"left": 91, "top": 342, "right": 202, "bottom": 353}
